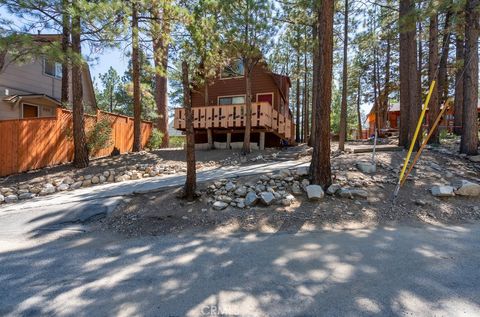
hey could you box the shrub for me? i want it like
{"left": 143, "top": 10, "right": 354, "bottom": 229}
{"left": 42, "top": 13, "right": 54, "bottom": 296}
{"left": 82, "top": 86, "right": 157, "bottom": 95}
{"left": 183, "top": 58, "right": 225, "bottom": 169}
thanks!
{"left": 87, "top": 118, "right": 112, "bottom": 155}
{"left": 169, "top": 135, "right": 185, "bottom": 148}
{"left": 148, "top": 128, "right": 165, "bottom": 149}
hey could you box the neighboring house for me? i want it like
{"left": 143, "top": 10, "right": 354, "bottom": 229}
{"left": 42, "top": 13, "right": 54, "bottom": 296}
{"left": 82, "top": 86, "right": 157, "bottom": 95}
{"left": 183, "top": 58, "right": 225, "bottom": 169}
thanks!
{"left": 173, "top": 60, "right": 295, "bottom": 149}
{"left": 367, "top": 101, "right": 480, "bottom": 136}
{"left": 0, "top": 34, "right": 97, "bottom": 121}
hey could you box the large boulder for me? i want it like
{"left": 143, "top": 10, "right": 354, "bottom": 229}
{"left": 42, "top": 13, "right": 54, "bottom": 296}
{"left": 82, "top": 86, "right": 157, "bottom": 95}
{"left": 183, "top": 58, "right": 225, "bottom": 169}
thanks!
{"left": 306, "top": 185, "right": 324, "bottom": 200}
{"left": 245, "top": 192, "right": 258, "bottom": 206}
{"left": 430, "top": 185, "right": 455, "bottom": 197}
{"left": 453, "top": 180, "right": 480, "bottom": 196}
{"left": 259, "top": 192, "right": 275, "bottom": 205}
{"left": 356, "top": 161, "right": 376, "bottom": 174}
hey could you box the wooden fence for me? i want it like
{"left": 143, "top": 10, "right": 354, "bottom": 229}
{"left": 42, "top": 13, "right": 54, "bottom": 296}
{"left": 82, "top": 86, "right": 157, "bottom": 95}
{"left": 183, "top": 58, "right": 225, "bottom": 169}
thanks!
{"left": 0, "top": 108, "right": 152, "bottom": 177}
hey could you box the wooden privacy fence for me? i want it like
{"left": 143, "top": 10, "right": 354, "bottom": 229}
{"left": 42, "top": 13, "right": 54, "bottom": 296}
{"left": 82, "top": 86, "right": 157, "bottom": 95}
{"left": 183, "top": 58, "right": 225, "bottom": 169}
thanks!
{"left": 0, "top": 108, "right": 152, "bottom": 177}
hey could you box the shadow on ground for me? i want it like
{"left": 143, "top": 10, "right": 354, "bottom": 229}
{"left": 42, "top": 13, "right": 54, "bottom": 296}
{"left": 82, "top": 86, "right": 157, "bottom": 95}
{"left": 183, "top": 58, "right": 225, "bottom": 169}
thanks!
{"left": 1, "top": 221, "right": 479, "bottom": 316}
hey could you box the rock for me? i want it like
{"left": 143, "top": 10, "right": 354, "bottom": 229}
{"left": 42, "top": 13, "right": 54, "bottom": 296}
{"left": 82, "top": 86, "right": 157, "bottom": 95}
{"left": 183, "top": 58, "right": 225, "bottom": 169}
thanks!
{"left": 84, "top": 174, "right": 93, "bottom": 180}
{"left": 255, "top": 184, "right": 266, "bottom": 193}
{"left": 306, "top": 185, "right": 324, "bottom": 200}
{"left": 225, "top": 181, "right": 236, "bottom": 191}
{"left": 234, "top": 186, "right": 247, "bottom": 197}
{"left": 259, "top": 192, "right": 275, "bottom": 205}
{"left": 282, "top": 194, "right": 295, "bottom": 206}
{"left": 63, "top": 177, "right": 75, "bottom": 185}
{"left": 17, "top": 189, "right": 29, "bottom": 195}
{"left": 1, "top": 187, "right": 12, "bottom": 194}
{"left": 338, "top": 188, "right": 369, "bottom": 199}
{"left": 217, "top": 195, "right": 232, "bottom": 203}
{"left": 356, "top": 161, "right": 376, "bottom": 174}
{"left": 4, "top": 194, "right": 18, "bottom": 203}
{"left": 237, "top": 201, "right": 245, "bottom": 209}
{"left": 278, "top": 169, "right": 291, "bottom": 178}
{"left": 295, "top": 166, "right": 309, "bottom": 176}
{"left": 0, "top": 194, "right": 3, "bottom": 203}
{"left": 91, "top": 176, "right": 100, "bottom": 184}
{"left": 82, "top": 179, "right": 92, "bottom": 187}
{"left": 301, "top": 179, "right": 310, "bottom": 188}
{"left": 468, "top": 155, "right": 480, "bottom": 163}
{"left": 291, "top": 183, "right": 303, "bottom": 195}
{"left": 453, "top": 180, "right": 480, "bottom": 196}
{"left": 260, "top": 175, "right": 270, "bottom": 181}
{"left": 39, "top": 183, "right": 56, "bottom": 195}
{"left": 245, "top": 192, "right": 258, "bottom": 206}
{"left": 19, "top": 192, "right": 35, "bottom": 200}
{"left": 115, "top": 176, "right": 126, "bottom": 182}
{"left": 214, "top": 181, "right": 223, "bottom": 188}
{"left": 57, "top": 183, "right": 70, "bottom": 191}
{"left": 430, "top": 185, "right": 455, "bottom": 197}
{"left": 71, "top": 181, "right": 83, "bottom": 189}
{"left": 326, "top": 184, "right": 341, "bottom": 195}
{"left": 415, "top": 199, "right": 427, "bottom": 206}
{"left": 213, "top": 201, "right": 229, "bottom": 210}
{"left": 99, "top": 175, "right": 107, "bottom": 183}
{"left": 103, "top": 170, "right": 110, "bottom": 177}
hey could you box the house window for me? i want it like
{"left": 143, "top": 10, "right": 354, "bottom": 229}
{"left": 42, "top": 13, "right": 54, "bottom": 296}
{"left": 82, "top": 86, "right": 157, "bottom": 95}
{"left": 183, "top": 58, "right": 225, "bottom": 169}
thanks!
{"left": 22, "top": 103, "right": 39, "bottom": 118}
{"left": 44, "top": 59, "right": 62, "bottom": 78}
{"left": 221, "top": 60, "right": 244, "bottom": 79}
{"left": 218, "top": 95, "right": 245, "bottom": 105}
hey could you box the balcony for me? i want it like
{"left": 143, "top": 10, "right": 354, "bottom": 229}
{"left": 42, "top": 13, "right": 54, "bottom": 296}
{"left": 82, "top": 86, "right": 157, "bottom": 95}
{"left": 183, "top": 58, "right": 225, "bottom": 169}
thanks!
{"left": 173, "top": 102, "right": 294, "bottom": 140}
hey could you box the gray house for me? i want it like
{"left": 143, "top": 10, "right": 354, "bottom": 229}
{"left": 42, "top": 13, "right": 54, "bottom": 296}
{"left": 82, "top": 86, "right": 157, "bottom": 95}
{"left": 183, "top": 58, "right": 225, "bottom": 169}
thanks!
{"left": 0, "top": 34, "right": 97, "bottom": 121}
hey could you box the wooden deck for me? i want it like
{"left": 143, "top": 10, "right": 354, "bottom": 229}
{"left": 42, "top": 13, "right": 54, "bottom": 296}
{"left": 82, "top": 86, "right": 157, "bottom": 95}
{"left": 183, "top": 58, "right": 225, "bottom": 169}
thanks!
{"left": 173, "top": 102, "right": 294, "bottom": 140}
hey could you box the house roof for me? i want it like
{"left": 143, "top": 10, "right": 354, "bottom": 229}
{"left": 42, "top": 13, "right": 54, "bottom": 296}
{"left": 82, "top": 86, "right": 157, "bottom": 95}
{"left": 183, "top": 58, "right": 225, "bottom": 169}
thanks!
{"left": 3, "top": 94, "right": 62, "bottom": 106}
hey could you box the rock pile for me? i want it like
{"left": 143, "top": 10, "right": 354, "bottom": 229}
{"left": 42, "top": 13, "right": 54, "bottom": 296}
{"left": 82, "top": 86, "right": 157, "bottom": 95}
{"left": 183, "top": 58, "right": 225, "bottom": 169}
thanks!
{"left": 430, "top": 180, "right": 480, "bottom": 197}
{"left": 206, "top": 167, "right": 372, "bottom": 210}
{"left": 0, "top": 163, "right": 185, "bottom": 204}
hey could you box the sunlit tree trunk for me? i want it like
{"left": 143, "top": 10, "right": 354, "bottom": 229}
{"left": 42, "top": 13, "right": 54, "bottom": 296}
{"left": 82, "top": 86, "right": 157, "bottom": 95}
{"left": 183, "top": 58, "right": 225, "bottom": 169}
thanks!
{"left": 182, "top": 61, "right": 196, "bottom": 200}
{"left": 132, "top": 1, "right": 142, "bottom": 152}
{"left": 310, "top": 0, "right": 333, "bottom": 188}
{"left": 427, "top": 13, "right": 440, "bottom": 144}
{"left": 338, "top": 0, "right": 349, "bottom": 151}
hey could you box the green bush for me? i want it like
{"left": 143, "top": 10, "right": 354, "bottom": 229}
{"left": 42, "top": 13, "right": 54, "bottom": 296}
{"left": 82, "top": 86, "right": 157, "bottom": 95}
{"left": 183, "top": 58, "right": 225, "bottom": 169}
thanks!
{"left": 169, "top": 136, "right": 185, "bottom": 148}
{"left": 148, "top": 128, "right": 165, "bottom": 149}
{"left": 87, "top": 118, "right": 112, "bottom": 154}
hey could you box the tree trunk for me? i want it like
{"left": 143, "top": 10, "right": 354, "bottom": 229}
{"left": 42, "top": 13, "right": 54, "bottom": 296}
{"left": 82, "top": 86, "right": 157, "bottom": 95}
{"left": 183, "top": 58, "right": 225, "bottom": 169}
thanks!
{"left": 310, "top": 0, "right": 333, "bottom": 188}
{"left": 373, "top": 47, "right": 380, "bottom": 132}
{"left": 242, "top": 60, "right": 253, "bottom": 154}
{"left": 132, "top": 2, "right": 142, "bottom": 152}
{"left": 182, "top": 61, "right": 196, "bottom": 200}
{"left": 453, "top": 34, "right": 464, "bottom": 135}
{"left": 427, "top": 13, "right": 440, "bottom": 144}
{"left": 151, "top": 2, "right": 170, "bottom": 148}
{"left": 437, "top": 10, "right": 452, "bottom": 102}
{"left": 309, "top": 21, "right": 318, "bottom": 146}
{"left": 303, "top": 48, "right": 309, "bottom": 143}
{"left": 338, "top": 0, "right": 349, "bottom": 151}
{"left": 61, "top": 0, "right": 70, "bottom": 105}
{"left": 295, "top": 53, "right": 301, "bottom": 143}
{"left": 356, "top": 75, "right": 362, "bottom": 139}
{"left": 460, "top": 0, "right": 479, "bottom": 155}
{"left": 71, "top": 11, "right": 88, "bottom": 168}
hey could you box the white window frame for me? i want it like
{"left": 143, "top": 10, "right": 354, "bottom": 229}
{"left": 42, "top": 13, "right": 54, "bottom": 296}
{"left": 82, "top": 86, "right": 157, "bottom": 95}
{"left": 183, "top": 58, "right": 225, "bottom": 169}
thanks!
{"left": 21, "top": 103, "right": 39, "bottom": 118}
{"left": 43, "top": 58, "right": 62, "bottom": 79}
{"left": 217, "top": 94, "right": 246, "bottom": 105}
{"left": 255, "top": 92, "right": 274, "bottom": 107}
{"left": 220, "top": 60, "right": 245, "bottom": 80}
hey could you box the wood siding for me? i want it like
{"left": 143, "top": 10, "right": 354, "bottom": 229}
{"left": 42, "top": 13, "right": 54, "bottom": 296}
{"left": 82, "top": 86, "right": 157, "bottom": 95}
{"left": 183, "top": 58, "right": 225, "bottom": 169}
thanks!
{"left": 191, "top": 63, "right": 291, "bottom": 117}
{"left": 0, "top": 108, "right": 152, "bottom": 177}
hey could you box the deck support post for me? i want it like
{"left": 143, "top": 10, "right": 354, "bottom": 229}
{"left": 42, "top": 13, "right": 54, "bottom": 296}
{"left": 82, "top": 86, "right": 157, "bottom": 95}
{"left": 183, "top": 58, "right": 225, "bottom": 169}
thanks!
{"left": 259, "top": 131, "right": 265, "bottom": 150}
{"left": 226, "top": 132, "right": 231, "bottom": 149}
{"left": 207, "top": 128, "right": 213, "bottom": 149}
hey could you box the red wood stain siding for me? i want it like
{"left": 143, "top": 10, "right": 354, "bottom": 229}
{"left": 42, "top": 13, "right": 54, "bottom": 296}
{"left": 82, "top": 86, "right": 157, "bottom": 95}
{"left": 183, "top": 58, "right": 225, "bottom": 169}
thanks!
{"left": 191, "top": 63, "right": 290, "bottom": 117}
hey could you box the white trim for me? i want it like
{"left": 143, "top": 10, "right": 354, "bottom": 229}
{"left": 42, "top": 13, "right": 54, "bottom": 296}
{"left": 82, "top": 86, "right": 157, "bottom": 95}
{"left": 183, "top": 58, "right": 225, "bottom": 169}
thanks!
{"left": 43, "top": 58, "right": 62, "bottom": 79}
{"left": 255, "top": 92, "right": 274, "bottom": 107}
{"left": 21, "top": 103, "right": 39, "bottom": 118}
{"left": 217, "top": 94, "right": 247, "bottom": 105}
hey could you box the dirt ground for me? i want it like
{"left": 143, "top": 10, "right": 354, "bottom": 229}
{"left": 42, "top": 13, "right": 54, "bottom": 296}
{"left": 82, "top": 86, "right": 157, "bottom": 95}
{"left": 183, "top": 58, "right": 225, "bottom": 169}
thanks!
{"left": 97, "top": 144, "right": 480, "bottom": 237}
{"left": 0, "top": 148, "right": 280, "bottom": 187}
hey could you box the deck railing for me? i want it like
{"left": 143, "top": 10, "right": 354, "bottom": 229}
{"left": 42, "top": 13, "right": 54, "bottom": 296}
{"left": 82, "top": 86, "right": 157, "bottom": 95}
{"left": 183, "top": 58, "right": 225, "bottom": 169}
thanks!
{"left": 174, "top": 102, "right": 293, "bottom": 139}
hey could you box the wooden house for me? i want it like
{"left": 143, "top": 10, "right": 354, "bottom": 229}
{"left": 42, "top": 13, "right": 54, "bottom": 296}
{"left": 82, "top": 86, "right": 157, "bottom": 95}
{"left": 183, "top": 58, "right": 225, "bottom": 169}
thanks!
{"left": 173, "top": 61, "right": 295, "bottom": 149}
